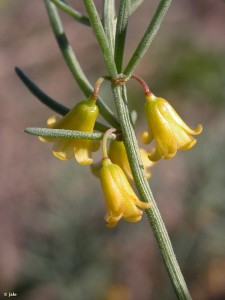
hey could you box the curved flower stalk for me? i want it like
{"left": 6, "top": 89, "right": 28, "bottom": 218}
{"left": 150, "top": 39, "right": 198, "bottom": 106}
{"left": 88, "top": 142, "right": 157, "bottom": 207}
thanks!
{"left": 108, "top": 140, "right": 154, "bottom": 181}
{"left": 142, "top": 93, "right": 203, "bottom": 162}
{"left": 100, "top": 157, "right": 150, "bottom": 228}
{"left": 40, "top": 97, "right": 99, "bottom": 164}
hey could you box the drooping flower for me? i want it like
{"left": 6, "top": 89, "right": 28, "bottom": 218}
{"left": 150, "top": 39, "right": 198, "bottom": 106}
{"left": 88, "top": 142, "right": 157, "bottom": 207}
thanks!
{"left": 39, "top": 97, "right": 99, "bottom": 165}
{"left": 108, "top": 140, "right": 154, "bottom": 181}
{"left": 142, "top": 93, "right": 203, "bottom": 162}
{"left": 99, "top": 158, "right": 151, "bottom": 228}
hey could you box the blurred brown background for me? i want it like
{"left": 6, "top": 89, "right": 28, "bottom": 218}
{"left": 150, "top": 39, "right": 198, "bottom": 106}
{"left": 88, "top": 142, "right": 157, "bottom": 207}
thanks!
{"left": 1, "top": 1, "right": 225, "bottom": 299}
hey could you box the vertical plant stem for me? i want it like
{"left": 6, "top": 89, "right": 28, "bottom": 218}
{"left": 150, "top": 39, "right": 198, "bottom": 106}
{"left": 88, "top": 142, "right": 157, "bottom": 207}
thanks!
{"left": 124, "top": 0, "right": 173, "bottom": 77}
{"left": 112, "top": 85, "right": 192, "bottom": 300}
{"left": 83, "top": 0, "right": 118, "bottom": 77}
{"left": 114, "top": 0, "right": 131, "bottom": 72}
{"left": 102, "top": 0, "right": 116, "bottom": 53}
{"left": 44, "top": 0, "right": 120, "bottom": 128}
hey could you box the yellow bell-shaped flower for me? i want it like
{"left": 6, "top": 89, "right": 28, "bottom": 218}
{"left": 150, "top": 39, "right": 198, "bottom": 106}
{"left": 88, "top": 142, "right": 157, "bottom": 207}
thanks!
{"left": 108, "top": 140, "right": 154, "bottom": 181}
{"left": 142, "top": 94, "right": 203, "bottom": 162}
{"left": 39, "top": 97, "right": 99, "bottom": 165}
{"left": 99, "top": 158, "right": 151, "bottom": 228}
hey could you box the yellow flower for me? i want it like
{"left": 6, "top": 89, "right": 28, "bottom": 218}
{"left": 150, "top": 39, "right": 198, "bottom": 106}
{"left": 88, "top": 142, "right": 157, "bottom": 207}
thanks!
{"left": 99, "top": 158, "right": 151, "bottom": 228}
{"left": 142, "top": 94, "right": 203, "bottom": 161}
{"left": 108, "top": 140, "right": 154, "bottom": 181}
{"left": 39, "top": 97, "right": 99, "bottom": 164}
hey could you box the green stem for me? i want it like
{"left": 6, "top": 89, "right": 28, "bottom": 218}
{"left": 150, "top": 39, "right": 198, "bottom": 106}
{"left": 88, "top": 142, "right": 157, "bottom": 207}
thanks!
{"left": 50, "top": 0, "right": 90, "bottom": 26}
{"left": 124, "top": 0, "right": 173, "bottom": 77}
{"left": 112, "top": 85, "right": 192, "bottom": 300}
{"left": 44, "top": 0, "right": 120, "bottom": 128}
{"left": 15, "top": 67, "right": 107, "bottom": 132}
{"left": 25, "top": 127, "right": 115, "bottom": 140}
{"left": 83, "top": 0, "right": 118, "bottom": 77}
{"left": 102, "top": 0, "right": 116, "bottom": 53}
{"left": 114, "top": 0, "right": 131, "bottom": 72}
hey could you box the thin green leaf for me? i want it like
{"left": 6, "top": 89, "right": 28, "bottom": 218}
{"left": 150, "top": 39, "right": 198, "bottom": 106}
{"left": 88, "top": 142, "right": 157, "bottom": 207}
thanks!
{"left": 25, "top": 127, "right": 116, "bottom": 141}
{"left": 50, "top": 0, "right": 90, "bottom": 26}
{"left": 114, "top": 0, "right": 131, "bottom": 72}
{"left": 102, "top": 0, "right": 116, "bottom": 53}
{"left": 44, "top": 0, "right": 120, "bottom": 128}
{"left": 124, "top": 0, "right": 173, "bottom": 77}
{"left": 83, "top": 0, "right": 118, "bottom": 77}
{"left": 15, "top": 67, "right": 69, "bottom": 116}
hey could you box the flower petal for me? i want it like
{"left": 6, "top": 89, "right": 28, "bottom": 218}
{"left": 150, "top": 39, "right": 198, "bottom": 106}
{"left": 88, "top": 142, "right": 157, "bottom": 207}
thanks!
{"left": 105, "top": 212, "right": 123, "bottom": 228}
{"left": 141, "top": 131, "right": 153, "bottom": 144}
{"left": 108, "top": 140, "right": 133, "bottom": 182}
{"left": 124, "top": 214, "right": 142, "bottom": 223}
{"left": 153, "top": 111, "right": 178, "bottom": 158}
{"left": 162, "top": 100, "right": 203, "bottom": 135}
{"left": 100, "top": 161, "right": 149, "bottom": 226}
{"left": 52, "top": 139, "right": 74, "bottom": 160}
{"left": 47, "top": 115, "right": 61, "bottom": 128}
{"left": 100, "top": 163, "right": 124, "bottom": 216}
{"left": 74, "top": 140, "right": 93, "bottom": 165}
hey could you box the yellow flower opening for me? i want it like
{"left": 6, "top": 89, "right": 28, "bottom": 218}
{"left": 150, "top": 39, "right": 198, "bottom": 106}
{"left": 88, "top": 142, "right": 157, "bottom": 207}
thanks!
{"left": 39, "top": 97, "right": 99, "bottom": 165}
{"left": 142, "top": 94, "right": 203, "bottom": 162}
{"left": 108, "top": 140, "right": 154, "bottom": 181}
{"left": 100, "top": 158, "right": 151, "bottom": 228}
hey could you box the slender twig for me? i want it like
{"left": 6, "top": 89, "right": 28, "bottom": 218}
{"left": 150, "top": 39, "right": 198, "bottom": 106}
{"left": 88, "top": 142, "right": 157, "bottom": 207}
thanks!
{"left": 102, "top": 0, "right": 116, "bottom": 53}
{"left": 50, "top": 0, "right": 90, "bottom": 26}
{"left": 15, "top": 67, "right": 108, "bottom": 132}
{"left": 25, "top": 127, "right": 116, "bottom": 140}
{"left": 44, "top": 0, "right": 120, "bottom": 128}
{"left": 124, "top": 0, "right": 173, "bottom": 77}
{"left": 114, "top": 0, "right": 131, "bottom": 72}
